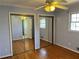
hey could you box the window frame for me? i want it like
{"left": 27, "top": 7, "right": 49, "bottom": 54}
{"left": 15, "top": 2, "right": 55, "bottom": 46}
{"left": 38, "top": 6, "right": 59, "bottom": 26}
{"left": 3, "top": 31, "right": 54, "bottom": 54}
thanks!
{"left": 69, "top": 12, "right": 79, "bottom": 31}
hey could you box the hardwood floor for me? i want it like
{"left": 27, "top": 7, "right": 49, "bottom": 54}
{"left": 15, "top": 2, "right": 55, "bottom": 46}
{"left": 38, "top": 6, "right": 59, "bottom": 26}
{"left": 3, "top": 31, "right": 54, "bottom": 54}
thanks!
{"left": 12, "top": 38, "right": 34, "bottom": 55}
{"left": 1, "top": 45, "right": 79, "bottom": 59}
{"left": 12, "top": 39, "right": 51, "bottom": 55}
{"left": 40, "top": 40, "right": 52, "bottom": 48}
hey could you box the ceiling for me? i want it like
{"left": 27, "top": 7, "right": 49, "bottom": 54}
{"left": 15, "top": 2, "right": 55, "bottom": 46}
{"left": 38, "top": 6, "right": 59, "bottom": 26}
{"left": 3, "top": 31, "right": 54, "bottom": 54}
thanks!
{"left": 0, "top": 0, "right": 79, "bottom": 9}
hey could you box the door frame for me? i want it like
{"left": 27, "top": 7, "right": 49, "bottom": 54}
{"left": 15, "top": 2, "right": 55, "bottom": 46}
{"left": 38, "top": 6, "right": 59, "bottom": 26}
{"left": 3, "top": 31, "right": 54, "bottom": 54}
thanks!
{"left": 9, "top": 12, "right": 36, "bottom": 56}
{"left": 38, "top": 14, "right": 55, "bottom": 46}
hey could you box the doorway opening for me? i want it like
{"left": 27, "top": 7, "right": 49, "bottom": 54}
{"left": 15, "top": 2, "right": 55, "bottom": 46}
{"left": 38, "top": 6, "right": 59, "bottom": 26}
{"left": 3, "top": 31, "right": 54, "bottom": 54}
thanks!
{"left": 39, "top": 16, "right": 54, "bottom": 48}
{"left": 10, "top": 14, "right": 35, "bottom": 55}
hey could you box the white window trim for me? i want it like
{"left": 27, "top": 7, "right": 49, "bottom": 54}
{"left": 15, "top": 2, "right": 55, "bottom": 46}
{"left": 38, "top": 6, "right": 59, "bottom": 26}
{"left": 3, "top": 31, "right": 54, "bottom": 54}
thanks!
{"left": 69, "top": 12, "right": 79, "bottom": 32}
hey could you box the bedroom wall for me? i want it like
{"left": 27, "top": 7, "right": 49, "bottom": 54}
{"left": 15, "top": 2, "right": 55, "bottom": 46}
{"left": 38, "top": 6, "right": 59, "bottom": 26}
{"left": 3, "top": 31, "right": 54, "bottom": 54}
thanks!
{"left": 55, "top": 3, "right": 79, "bottom": 53}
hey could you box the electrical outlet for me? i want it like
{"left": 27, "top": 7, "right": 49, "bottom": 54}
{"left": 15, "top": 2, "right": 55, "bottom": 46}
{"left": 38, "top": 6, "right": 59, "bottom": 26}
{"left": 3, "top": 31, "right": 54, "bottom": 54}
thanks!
{"left": 77, "top": 47, "right": 79, "bottom": 51}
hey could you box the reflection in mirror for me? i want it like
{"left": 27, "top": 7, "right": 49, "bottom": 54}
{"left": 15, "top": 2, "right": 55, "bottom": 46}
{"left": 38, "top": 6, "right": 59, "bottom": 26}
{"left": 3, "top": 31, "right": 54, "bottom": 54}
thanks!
{"left": 39, "top": 16, "right": 53, "bottom": 48}
{"left": 10, "top": 14, "right": 34, "bottom": 55}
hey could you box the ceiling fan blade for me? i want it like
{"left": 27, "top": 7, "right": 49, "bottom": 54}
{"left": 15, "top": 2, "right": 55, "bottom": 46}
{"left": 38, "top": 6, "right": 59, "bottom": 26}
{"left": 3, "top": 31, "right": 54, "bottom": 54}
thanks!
{"left": 54, "top": 0, "right": 67, "bottom": 3}
{"left": 35, "top": 3, "right": 48, "bottom": 10}
{"left": 35, "top": 5, "right": 45, "bottom": 10}
{"left": 55, "top": 4, "right": 68, "bottom": 10}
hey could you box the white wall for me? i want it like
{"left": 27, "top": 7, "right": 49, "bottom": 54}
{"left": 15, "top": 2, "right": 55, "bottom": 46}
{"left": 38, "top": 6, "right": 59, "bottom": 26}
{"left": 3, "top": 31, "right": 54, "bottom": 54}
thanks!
{"left": 0, "top": 6, "right": 12, "bottom": 58}
{"left": 0, "top": 6, "right": 54, "bottom": 58}
{"left": 55, "top": 3, "right": 79, "bottom": 53}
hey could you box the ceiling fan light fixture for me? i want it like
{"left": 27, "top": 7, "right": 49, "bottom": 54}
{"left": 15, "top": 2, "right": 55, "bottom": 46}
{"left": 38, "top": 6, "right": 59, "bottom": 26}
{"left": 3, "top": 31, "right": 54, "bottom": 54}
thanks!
{"left": 44, "top": 5, "right": 55, "bottom": 12}
{"left": 51, "top": 1, "right": 59, "bottom": 5}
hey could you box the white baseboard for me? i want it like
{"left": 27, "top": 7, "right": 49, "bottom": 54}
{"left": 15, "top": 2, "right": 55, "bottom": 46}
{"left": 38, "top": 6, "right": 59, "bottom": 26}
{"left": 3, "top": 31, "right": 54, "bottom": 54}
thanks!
{"left": 56, "top": 43, "right": 79, "bottom": 54}
{"left": 0, "top": 54, "right": 12, "bottom": 58}
{"left": 41, "top": 39, "right": 52, "bottom": 43}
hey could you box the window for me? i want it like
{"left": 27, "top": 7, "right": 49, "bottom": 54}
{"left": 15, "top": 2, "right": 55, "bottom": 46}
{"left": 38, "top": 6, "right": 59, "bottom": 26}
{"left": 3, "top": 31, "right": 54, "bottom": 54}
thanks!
{"left": 70, "top": 13, "right": 79, "bottom": 31}
{"left": 40, "top": 18, "right": 46, "bottom": 28}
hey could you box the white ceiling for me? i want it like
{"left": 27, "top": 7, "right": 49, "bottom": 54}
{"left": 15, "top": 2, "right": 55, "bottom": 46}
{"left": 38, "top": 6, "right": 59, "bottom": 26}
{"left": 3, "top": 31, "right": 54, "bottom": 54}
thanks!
{"left": 0, "top": 0, "right": 79, "bottom": 9}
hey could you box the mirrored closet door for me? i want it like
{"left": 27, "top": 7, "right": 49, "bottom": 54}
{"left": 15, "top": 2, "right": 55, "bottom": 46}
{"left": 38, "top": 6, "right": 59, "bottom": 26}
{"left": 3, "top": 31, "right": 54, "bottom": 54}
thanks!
{"left": 39, "top": 16, "right": 54, "bottom": 48}
{"left": 10, "top": 14, "right": 34, "bottom": 55}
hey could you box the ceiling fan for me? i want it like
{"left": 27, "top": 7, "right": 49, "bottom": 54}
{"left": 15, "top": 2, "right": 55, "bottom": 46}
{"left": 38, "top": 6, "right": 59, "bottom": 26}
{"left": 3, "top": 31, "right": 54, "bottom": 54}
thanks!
{"left": 36, "top": 0, "right": 68, "bottom": 12}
